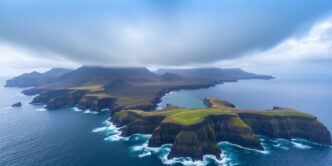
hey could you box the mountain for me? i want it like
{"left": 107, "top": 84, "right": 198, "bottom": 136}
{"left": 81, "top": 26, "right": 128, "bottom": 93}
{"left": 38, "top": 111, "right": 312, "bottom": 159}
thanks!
{"left": 42, "top": 66, "right": 161, "bottom": 89}
{"left": 5, "top": 68, "right": 72, "bottom": 87}
{"left": 160, "top": 72, "right": 183, "bottom": 81}
{"left": 156, "top": 68, "right": 274, "bottom": 81}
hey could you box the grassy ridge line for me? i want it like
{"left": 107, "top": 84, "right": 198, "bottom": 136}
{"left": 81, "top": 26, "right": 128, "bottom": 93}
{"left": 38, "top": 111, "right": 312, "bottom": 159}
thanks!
{"left": 234, "top": 108, "right": 316, "bottom": 119}
{"left": 117, "top": 105, "right": 317, "bottom": 126}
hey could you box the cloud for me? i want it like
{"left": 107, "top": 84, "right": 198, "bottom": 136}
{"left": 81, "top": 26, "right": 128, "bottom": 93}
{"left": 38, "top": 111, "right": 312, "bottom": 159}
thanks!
{"left": 0, "top": 0, "right": 331, "bottom": 71}
{"left": 217, "top": 17, "right": 332, "bottom": 69}
{"left": 0, "top": 42, "right": 79, "bottom": 76}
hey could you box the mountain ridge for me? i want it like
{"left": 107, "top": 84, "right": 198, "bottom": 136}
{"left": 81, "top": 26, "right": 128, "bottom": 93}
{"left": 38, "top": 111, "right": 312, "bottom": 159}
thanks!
{"left": 5, "top": 68, "right": 72, "bottom": 87}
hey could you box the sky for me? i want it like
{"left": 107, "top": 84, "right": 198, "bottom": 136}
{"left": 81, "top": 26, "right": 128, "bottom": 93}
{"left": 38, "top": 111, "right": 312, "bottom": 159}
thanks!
{"left": 1, "top": 0, "right": 332, "bottom": 76}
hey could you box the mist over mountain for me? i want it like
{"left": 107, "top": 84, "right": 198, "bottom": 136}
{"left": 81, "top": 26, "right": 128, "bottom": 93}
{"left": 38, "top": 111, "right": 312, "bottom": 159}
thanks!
{"left": 156, "top": 68, "right": 274, "bottom": 81}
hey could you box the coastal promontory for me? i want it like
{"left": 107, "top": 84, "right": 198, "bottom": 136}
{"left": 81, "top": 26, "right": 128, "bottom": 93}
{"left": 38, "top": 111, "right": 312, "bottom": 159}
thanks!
{"left": 110, "top": 97, "right": 331, "bottom": 160}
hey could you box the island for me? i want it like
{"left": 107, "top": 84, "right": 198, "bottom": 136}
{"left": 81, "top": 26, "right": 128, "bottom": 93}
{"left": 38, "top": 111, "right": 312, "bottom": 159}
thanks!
{"left": 111, "top": 97, "right": 332, "bottom": 160}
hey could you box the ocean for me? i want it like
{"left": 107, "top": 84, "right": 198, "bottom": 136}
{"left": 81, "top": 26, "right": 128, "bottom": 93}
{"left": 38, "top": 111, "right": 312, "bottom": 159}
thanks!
{"left": 0, "top": 73, "right": 332, "bottom": 166}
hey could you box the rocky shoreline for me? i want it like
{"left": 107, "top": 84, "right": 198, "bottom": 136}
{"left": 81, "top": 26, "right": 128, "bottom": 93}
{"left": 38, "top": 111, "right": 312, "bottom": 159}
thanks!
{"left": 26, "top": 81, "right": 222, "bottom": 114}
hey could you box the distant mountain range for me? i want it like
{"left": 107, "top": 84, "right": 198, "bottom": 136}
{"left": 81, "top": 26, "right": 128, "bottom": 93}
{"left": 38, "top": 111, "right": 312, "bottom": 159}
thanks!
{"left": 156, "top": 68, "right": 274, "bottom": 81}
{"left": 6, "top": 66, "right": 273, "bottom": 88}
{"left": 5, "top": 68, "right": 72, "bottom": 87}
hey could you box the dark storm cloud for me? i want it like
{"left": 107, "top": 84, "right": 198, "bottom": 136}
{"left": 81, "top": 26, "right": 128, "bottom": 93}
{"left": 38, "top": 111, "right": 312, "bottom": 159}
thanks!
{"left": 0, "top": 0, "right": 332, "bottom": 66}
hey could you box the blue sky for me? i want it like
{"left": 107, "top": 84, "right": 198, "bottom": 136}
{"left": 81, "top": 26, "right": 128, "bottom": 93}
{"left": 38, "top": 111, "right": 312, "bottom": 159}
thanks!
{"left": 0, "top": 0, "right": 332, "bottom": 76}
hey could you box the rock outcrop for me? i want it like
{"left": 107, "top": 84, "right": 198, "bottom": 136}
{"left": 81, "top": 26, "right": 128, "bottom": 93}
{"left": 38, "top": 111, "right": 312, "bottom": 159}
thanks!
{"left": 31, "top": 89, "right": 88, "bottom": 109}
{"left": 238, "top": 111, "right": 331, "bottom": 145}
{"left": 204, "top": 97, "right": 236, "bottom": 108}
{"left": 11, "top": 102, "right": 22, "bottom": 107}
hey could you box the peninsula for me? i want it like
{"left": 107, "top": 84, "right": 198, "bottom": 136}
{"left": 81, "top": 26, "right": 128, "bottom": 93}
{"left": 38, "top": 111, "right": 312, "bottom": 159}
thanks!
{"left": 111, "top": 97, "right": 332, "bottom": 160}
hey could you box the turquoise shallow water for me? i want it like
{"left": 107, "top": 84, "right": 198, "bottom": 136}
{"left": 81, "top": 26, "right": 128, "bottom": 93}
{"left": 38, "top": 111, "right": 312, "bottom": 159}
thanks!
{"left": 0, "top": 73, "right": 332, "bottom": 166}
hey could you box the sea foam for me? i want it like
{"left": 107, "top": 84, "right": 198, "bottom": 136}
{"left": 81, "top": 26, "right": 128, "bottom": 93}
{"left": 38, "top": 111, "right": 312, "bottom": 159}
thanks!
{"left": 72, "top": 107, "right": 83, "bottom": 112}
{"left": 83, "top": 110, "right": 98, "bottom": 114}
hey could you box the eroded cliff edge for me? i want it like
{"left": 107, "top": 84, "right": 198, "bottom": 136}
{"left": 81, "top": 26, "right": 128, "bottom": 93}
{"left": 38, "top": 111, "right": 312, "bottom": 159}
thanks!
{"left": 110, "top": 98, "right": 331, "bottom": 160}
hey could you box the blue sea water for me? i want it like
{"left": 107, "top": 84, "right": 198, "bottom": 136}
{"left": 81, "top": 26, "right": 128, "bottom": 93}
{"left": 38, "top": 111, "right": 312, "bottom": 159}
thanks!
{"left": 1, "top": 73, "right": 332, "bottom": 166}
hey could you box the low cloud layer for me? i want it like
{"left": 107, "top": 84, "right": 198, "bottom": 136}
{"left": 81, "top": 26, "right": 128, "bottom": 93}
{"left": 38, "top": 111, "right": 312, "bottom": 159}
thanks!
{"left": 0, "top": 0, "right": 332, "bottom": 75}
{"left": 218, "top": 17, "right": 332, "bottom": 70}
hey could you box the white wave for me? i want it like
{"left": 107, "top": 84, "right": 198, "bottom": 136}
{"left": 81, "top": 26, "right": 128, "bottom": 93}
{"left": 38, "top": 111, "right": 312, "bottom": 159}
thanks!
{"left": 219, "top": 141, "right": 270, "bottom": 155}
{"left": 291, "top": 142, "right": 312, "bottom": 149}
{"left": 72, "top": 107, "right": 83, "bottom": 112}
{"left": 94, "top": 118, "right": 238, "bottom": 166}
{"left": 160, "top": 153, "right": 228, "bottom": 166}
{"left": 129, "top": 142, "right": 155, "bottom": 158}
{"left": 104, "top": 132, "right": 125, "bottom": 141}
{"left": 128, "top": 142, "right": 232, "bottom": 166}
{"left": 101, "top": 108, "right": 109, "bottom": 112}
{"left": 272, "top": 144, "right": 289, "bottom": 150}
{"left": 83, "top": 110, "right": 98, "bottom": 114}
{"left": 92, "top": 126, "right": 109, "bottom": 133}
{"left": 270, "top": 138, "right": 291, "bottom": 150}
{"left": 291, "top": 138, "right": 328, "bottom": 147}
{"left": 93, "top": 119, "right": 126, "bottom": 141}
{"left": 138, "top": 152, "right": 152, "bottom": 158}
{"left": 36, "top": 108, "right": 46, "bottom": 112}
{"left": 94, "top": 122, "right": 120, "bottom": 133}
{"left": 128, "top": 134, "right": 151, "bottom": 142}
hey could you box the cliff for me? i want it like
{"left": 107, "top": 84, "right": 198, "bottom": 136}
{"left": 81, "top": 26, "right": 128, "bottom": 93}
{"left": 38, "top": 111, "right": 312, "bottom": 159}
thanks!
{"left": 237, "top": 109, "right": 331, "bottom": 145}
{"left": 110, "top": 98, "right": 331, "bottom": 160}
{"left": 203, "top": 97, "right": 236, "bottom": 108}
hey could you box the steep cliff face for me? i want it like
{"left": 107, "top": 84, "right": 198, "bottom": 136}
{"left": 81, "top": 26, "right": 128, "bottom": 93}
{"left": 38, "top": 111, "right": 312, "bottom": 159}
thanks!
{"left": 148, "top": 123, "right": 182, "bottom": 147}
{"left": 110, "top": 109, "right": 264, "bottom": 160}
{"left": 77, "top": 95, "right": 116, "bottom": 112}
{"left": 207, "top": 115, "right": 262, "bottom": 150}
{"left": 238, "top": 112, "right": 332, "bottom": 145}
{"left": 45, "top": 90, "right": 88, "bottom": 109}
{"left": 168, "top": 123, "right": 220, "bottom": 160}
{"left": 31, "top": 88, "right": 118, "bottom": 111}
{"left": 122, "top": 117, "right": 163, "bottom": 136}
{"left": 31, "top": 89, "right": 88, "bottom": 109}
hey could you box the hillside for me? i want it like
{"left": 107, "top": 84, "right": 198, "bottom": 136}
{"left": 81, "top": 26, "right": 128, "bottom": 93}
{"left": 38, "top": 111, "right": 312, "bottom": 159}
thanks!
{"left": 26, "top": 66, "right": 216, "bottom": 112}
{"left": 156, "top": 68, "right": 274, "bottom": 81}
{"left": 14, "top": 66, "right": 274, "bottom": 113}
{"left": 42, "top": 66, "right": 161, "bottom": 89}
{"left": 5, "top": 68, "right": 72, "bottom": 87}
